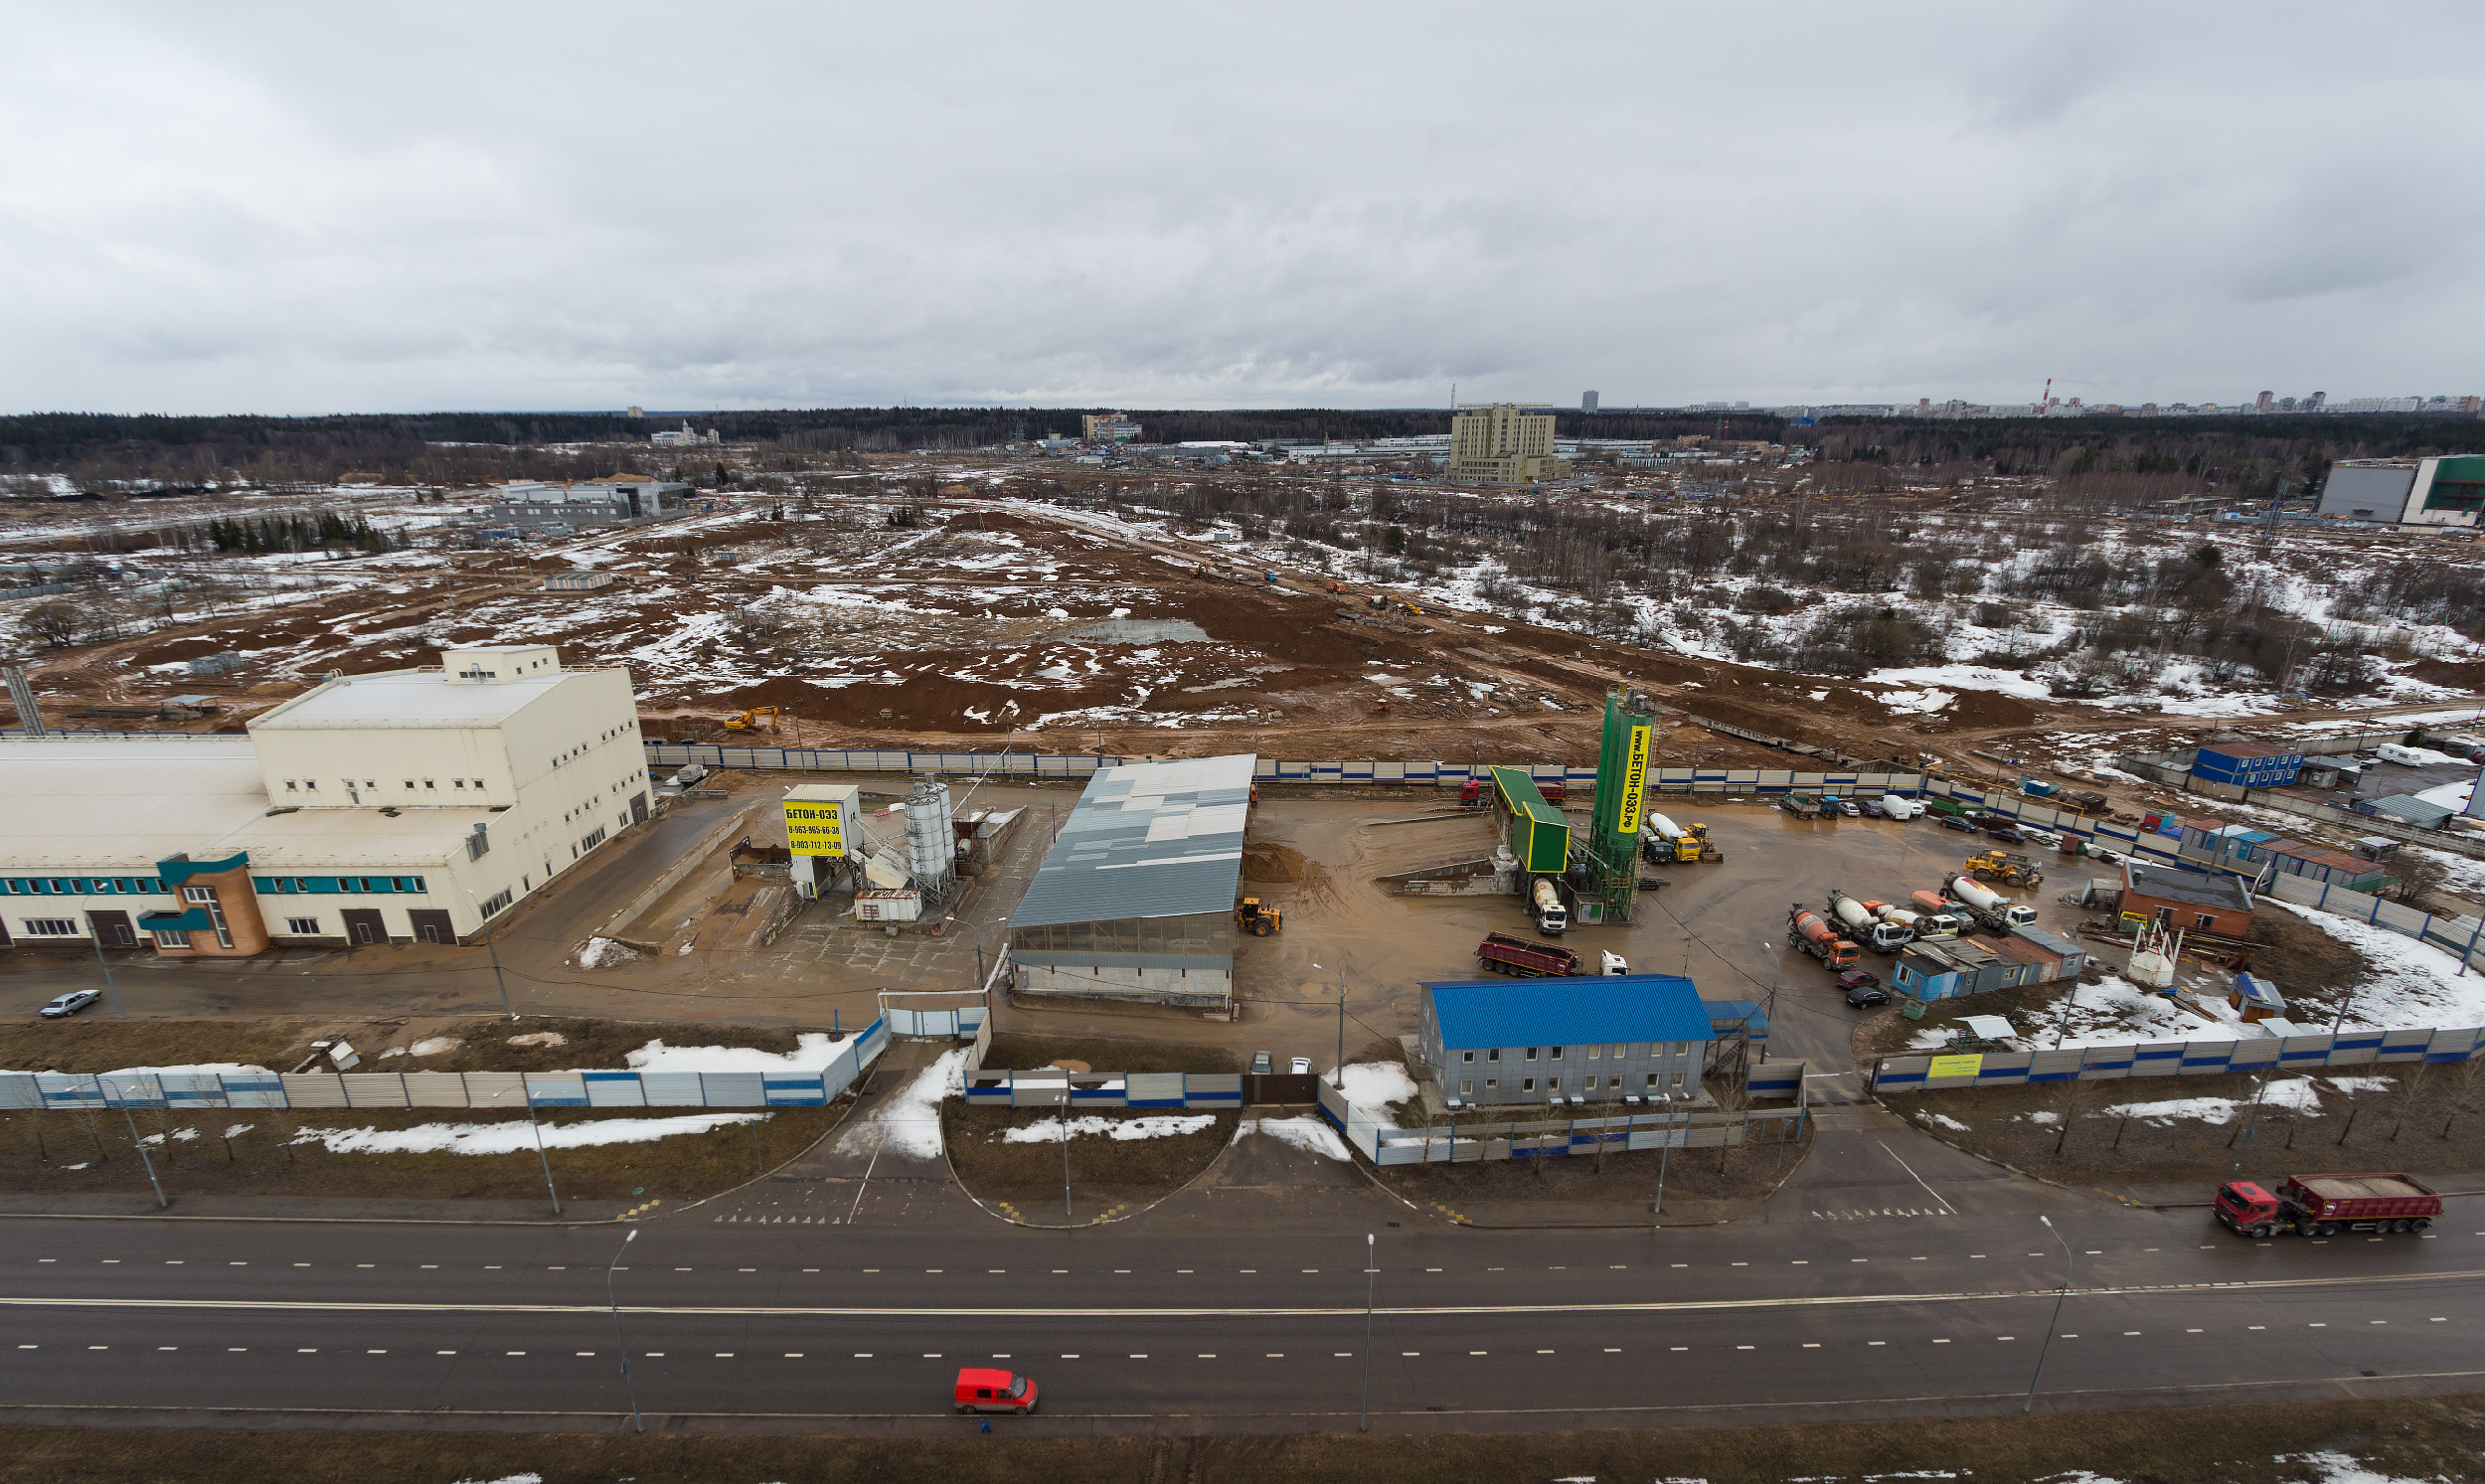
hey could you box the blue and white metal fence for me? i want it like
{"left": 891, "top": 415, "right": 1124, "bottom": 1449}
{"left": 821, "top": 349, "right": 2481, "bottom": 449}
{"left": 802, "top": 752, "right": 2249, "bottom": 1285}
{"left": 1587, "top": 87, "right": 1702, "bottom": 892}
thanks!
{"left": 1312, "top": 1066, "right": 1807, "bottom": 1166}
{"left": 961, "top": 1070, "right": 1242, "bottom": 1109}
{"left": 0, "top": 1018, "right": 890, "bottom": 1112}
{"left": 1872, "top": 1024, "right": 2484, "bottom": 1093}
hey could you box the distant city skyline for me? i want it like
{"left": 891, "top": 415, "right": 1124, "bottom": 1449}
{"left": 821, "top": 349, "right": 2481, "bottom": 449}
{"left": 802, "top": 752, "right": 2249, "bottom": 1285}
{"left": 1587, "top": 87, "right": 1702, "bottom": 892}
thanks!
{"left": 4, "top": 5, "right": 2482, "bottom": 415}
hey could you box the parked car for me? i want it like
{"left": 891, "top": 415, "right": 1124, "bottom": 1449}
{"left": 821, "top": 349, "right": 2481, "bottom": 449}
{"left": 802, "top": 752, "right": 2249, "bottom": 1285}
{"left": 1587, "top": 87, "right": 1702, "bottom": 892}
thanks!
{"left": 38, "top": 990, "right": 101, "bottom": 1020}
{"left": 1937, "top": 814, "right": 1981, "bottom": 834}
{"left": 1845, "top": 982, "right": 1893, "bottom": 1009}
{"left": 1984, "top": 823, "right": 2027, "bottom": 844}
{"left": 1249, "top": 1050, "right": 1273, "bottom": 1075}
{"left": 952, "top": 1367, "right": 1040, "bottom": 1414}
{"left": 1288, "top": 1056, "right": 1312, "bottom": 1075}
{"left": 1858, "top": 798, "right": 1888, "bottom": 819}
{"left": 1835, "top": 969, "right": 1882, "bottom": 993}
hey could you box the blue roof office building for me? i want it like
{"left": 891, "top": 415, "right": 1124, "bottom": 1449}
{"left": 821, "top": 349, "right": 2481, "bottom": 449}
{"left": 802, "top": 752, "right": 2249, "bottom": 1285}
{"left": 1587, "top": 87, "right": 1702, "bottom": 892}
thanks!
{"left": 1419, "top": 974, "right": 1714, "bottom": 1108}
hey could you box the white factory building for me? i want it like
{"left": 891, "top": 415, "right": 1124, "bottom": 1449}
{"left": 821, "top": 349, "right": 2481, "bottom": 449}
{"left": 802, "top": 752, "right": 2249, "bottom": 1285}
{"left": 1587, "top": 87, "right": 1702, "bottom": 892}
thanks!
{"left": 0, "top": 646, "right": 648, "bottom": 957}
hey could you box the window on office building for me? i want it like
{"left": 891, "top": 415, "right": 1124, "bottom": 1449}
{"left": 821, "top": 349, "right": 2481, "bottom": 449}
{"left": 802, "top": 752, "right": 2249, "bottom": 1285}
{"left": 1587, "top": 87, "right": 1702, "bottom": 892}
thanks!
{"left": 285, "top": 916, "right": 320, "bottom": 935}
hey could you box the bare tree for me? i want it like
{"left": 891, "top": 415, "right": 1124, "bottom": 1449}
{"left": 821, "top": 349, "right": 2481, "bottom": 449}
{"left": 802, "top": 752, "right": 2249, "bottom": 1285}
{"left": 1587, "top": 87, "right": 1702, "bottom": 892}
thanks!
{"left": 2440, "top": 1059, "right": 2485, "bottom": 1140}
{"left": 23, "top": 602, "right": 79, "bottom": 649}
{"left": 2386, "top": 1065, "right": 2431, "bottom": 1142}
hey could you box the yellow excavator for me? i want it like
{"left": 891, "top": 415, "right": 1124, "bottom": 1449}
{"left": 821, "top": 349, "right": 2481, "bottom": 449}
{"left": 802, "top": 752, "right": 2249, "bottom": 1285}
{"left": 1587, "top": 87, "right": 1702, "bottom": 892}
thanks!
{"left": 723, "top": 706, "right": 781, "bottom": 734}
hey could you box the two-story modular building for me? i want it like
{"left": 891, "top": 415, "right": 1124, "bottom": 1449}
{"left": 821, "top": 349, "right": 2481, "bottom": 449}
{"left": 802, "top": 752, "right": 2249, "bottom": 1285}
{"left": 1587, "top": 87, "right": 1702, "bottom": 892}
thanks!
{"left": 1418, "top": 973, "right": 1712, "bottom": 1108}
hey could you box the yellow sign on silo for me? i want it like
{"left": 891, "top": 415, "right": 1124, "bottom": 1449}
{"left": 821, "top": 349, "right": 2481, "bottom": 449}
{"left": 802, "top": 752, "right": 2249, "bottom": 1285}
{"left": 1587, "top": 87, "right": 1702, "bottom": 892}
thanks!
{"left": 782, "top": 783, "right": 859, "bottom": 859}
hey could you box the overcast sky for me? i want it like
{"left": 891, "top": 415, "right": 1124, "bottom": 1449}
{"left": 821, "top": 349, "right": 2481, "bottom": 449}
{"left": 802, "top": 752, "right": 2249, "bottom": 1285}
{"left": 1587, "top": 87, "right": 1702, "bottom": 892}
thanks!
{"left": 6, "top": 3, "right": 2480, "bottom": 414}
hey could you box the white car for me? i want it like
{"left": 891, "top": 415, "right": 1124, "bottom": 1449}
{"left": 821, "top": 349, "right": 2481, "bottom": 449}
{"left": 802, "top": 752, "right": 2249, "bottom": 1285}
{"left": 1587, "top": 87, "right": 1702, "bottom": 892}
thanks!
{"left": 39, "top": 990, "right": 102, "bottom": 1019}
{"left": 1288, "top": 1057, "right": 1312, "bottom": 1075}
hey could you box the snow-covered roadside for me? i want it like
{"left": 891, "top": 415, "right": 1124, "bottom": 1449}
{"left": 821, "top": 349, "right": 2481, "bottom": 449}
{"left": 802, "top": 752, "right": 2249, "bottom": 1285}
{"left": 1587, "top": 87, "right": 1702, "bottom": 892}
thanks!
{"left": 1001, "top": 1114, "right": 1217, "bottom": 1143}
{"left": 1236, "top": 1115, "right": 1353, "bottom": 1161}
{"left": 291, "top": 1112, "right": 764, "bottom": 1157}
{"left": 834, "top": 1048, "right": 964, "bottom": 1159}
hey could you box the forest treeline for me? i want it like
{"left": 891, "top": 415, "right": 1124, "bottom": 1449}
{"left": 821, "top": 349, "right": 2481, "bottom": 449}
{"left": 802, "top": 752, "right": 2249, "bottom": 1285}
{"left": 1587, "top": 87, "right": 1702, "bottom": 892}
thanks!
{"left": 0, "top": 405, "right": 2472, "bottom": 497}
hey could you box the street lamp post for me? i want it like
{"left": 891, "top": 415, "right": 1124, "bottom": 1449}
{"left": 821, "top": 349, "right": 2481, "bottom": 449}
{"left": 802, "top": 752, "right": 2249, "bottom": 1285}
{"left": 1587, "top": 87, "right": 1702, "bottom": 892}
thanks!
{"left": 606, "top": 1228, "right": 644, "bottom": 1432}
{"left": 490, "top": 1082, "right": 562, "bottom": 1215}
{"left": 118, "top": 1102, "right": 168, "bottom": 1210}
{"left": 88, "top": 932, "right": 128, "bottom": 1019}
{"left": 1359, "top": 1232, "right": 1376, "bottom": 1433}
{"left": 2023, "top": 1215, "right": 2073, "bottom": 1413}
{"left": 464, "top": 889, "right": 517, "bottom": 1020}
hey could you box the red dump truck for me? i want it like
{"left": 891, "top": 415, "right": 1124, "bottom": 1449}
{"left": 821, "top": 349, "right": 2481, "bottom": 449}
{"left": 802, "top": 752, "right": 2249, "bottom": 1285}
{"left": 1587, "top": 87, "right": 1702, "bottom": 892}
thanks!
{"left": 1787, "top": 905, "right": 1860, "bottom": 970}
{"left": 2214, "top": 1172, "right": 2441, "bottom": 1238}
{"left": 1475, "top": 931, "right": 1582, "bottom": 978}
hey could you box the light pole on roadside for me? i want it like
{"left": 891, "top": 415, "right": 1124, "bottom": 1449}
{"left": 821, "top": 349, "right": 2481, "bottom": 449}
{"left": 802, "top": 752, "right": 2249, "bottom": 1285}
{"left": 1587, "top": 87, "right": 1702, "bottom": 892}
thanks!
{"left": 607, "top": 1228, "right": 644, "bottom": 1432}
{"left": 107, "top": 1085, "right": 168, "bottom": 1209}
{"left": 490, "top": 1081, "right": 562, "bottom": 1214}
{"left": 87, "top": 932, "right": 128, "bottom": 1019}
{"left": 1314, "top": 961, "right": 1348, "bottom": 1088}
{"left": 464, "top": 888, "right": 517, "bottom": 1020}
{"left": 1359, "top": 1232, "right": 1376, "bottom": 1433}
{"left": 2024, "top": 1215, "right": 2073, "bottom": 1413}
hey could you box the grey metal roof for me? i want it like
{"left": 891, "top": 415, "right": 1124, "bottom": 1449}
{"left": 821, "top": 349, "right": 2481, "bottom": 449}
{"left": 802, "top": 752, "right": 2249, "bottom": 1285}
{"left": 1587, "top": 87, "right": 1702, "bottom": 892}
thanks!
{"left": 2361, "top": 793, "right": 2456, "bottom": 828}
{"left": 1008, "top": 754, "right": 1256, "bottom": 927}
{"left": 2123, "top": 861, "right": 2254, "bottom": 911}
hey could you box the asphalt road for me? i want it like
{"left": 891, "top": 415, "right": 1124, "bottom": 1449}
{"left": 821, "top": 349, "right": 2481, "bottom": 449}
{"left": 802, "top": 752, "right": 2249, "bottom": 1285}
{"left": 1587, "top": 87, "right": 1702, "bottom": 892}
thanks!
{"left": 5, "top": 1133, "right": 2480, "bottom": 1434}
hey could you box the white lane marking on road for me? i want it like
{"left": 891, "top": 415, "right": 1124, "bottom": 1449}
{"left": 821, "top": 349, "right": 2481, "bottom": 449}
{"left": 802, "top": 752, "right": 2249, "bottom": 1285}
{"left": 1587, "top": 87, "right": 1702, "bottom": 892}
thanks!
{"left": 855, "top": 1353, "right": 872, "bottom": 1359}
{"left": 1671, "top": 1346, "right": 1688, "bottom": 1352}
{"left": 989, "top": 1269, "right": 1006, "bottom": 1274}
{"left": 20, "top": 1266, "right": 2476, "bottom": 1322}
{"left": 1335, "top": 1352, "right": 1352, "bottom": 1357}
{"left": 421, "top": 1265, "right": 436, "bottom": 1269}
{"left": 1869, "top": 1341, "right": 1886, "bottom": 1346}
{"left": 1266, "top": 1353, "right": 1283, "bottom": 1358}
{"left": 2250, "top": 1326, "right": 2265, "bottom": 1330}
{"left": 2188, "top": 1328, "right": 2203, "bottom": 1333}
{"left": 2373, "top": 1321, "right": 2387, "bottom": 1325}
{"left": 483, "top": 1265, "right": 499, "bottom": 1270}
{"left": 1054, "top": 1270, "right": 1067, "bottom": 1274}
{"left": 2310, "top": 1323, "right": 2327, "bottom": 1328}
{"left": 436, "top": 1350, "right": 455, "bottom": 1355}
{"left": 1791, "top": 1261, "right": 1808, "bottom": 1265}
{"left": 507, "top": 1351, "right": 526, "bottom": 1356}
{"left": 2125, "top": 1331, "right": 2141, "bottom": 1336}
{"left": 1998, "top": 1336, "right": 2016, "bottom": 1341}
{"left": 165, "top": 1261, "right": 181, "bottom": 1265}
{"left": 1802, "top": 1343, "right": 1819, "bottom": 1348}
{"left": 579, "top": 1352, "right": 596, "bottom": 1357}
{"left": 644, "top": 1352, "right": 663, "bottom": 1358}
{"left": 86, "top": 1345, "right": 105, "bottom": 1351}
{"left": 1198, "top": 1354, "right": 1216, "bottom": 1359}
{"left": 1933, "top": 1339, "right": 1949, "bottom": 1344}
{"left": 1736, "top": 1345, "right": 1754, "bottom": 1350}
{"left": 293, "top": 1263, "right": 310, "bottom": 1268}
{"left": 12, "top": 1346, "right": 29, "bottom": 1350}
{"left": 1469, "top": 1351, "right": 1487, "bottom": 1356}
{"left": 1537, "top": 1349, "right": 1554, "bottom": 1354}
{"left": 1873, "top": 1139, "right": 1956, "bottom": 1215}
{"left": 367, "top": 1349, "right": 386, "bottom": 1355}
{"left": 1604, "top": 1348, "right": 1620, "bottom": 1353}
{"left": 156, "top": 1346, "right": 176, "bottom": 1352}
{"left": 785, "top": 1352, "right": 804, "bottom": 1358}
{"left": 741, "top": 1268, "right": 756, "bottom": 1273}
{"left": 101, "top": 1260, "right": 118, "bottom": 1265}
{"left": 1402, "top": 1352, "right": 1419, "bottom": 1357}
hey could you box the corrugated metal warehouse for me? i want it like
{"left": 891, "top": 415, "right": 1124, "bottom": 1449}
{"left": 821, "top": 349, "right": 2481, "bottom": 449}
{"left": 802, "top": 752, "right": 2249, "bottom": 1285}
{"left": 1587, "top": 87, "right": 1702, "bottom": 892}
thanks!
{"left": 1006, "top": 753, "right": 1256, "bottom": 1008}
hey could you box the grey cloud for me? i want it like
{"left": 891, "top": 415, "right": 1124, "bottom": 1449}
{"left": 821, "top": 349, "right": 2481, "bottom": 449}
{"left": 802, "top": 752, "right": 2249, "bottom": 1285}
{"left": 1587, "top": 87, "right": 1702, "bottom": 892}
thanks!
{"left": 4, "top": 3, "right": 2481, "bottom": 412}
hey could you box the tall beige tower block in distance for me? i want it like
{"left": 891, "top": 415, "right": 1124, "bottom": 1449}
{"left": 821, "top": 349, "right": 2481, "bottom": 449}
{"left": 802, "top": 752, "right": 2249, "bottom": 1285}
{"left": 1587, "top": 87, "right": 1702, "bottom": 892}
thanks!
{"left": 1447, "top": 403, "right": 1569, "bottom": 485}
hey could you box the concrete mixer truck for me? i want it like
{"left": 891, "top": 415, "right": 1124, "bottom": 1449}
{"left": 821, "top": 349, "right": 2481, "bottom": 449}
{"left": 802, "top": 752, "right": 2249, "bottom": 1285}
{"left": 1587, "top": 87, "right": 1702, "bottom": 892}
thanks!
{"left": 1829, "top": 890, "right": 1914, "bottom": 953}
{"left": 1639, "top": 811, "right": 1724, "bottom": 865}
{"left": 1530, "top": 876, "right": 1570, "bottom": 935}
{"left": 1941, "top": 872, "right": 2040, "bottom": 933}
{"left": 1788, "top": 905, "right": 1860, "bottom": 969}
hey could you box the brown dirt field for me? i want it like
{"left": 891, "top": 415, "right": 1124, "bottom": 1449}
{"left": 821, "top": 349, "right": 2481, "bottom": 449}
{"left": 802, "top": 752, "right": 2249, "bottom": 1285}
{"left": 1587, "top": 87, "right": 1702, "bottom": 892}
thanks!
{"left": 1882, "top": 1062, "right": 2485, "bottom": 1190}
{"left": 5, "top": 1396, "right": 2482, "bottom": 1484}
{"left": 978, "top": 1033, "right": 1242, "bottom": 1075}
{"left": 0, "top": 1103, "right": 836, "bottom": 1202}
{"left": 941, "top": 1103, "right": 1239, "bottom": 1209}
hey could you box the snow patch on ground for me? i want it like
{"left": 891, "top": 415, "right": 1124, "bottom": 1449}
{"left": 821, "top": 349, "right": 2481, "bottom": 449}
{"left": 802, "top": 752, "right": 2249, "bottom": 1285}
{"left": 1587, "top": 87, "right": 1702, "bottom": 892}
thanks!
{"left": 2277, "top": 1449, "right": 2451, "bottom": 1484}
{"left": 292, "top": 1113, "right": 763, "bottom": 1156}
{"left": 2013, "top": 976, "right": 2250, "bottom": 1049}
{"left": 1237, "top": 1115, "right": 1352, "bottom": 1161}
{"left": 1336, "top": 1060, "right": 1418, "bottom": 1121}
{"left": 2264, "top": 901, "right": 2485, "bottom": 1029}
{"left": 1867, "top": 663, "right": 2054, "bottom": 700}
{"left": 1914, "top": 1110, "right": 1971, "bottom": 1132}
{"left": 623, "top": 1033, "right": 858, "bottom": 1075}
{"left": 836, "top": 1048, "right": 964, "bottom": 1160}
{"left": 0, "top": 1062, "right": 273, "bottom": 1077}
{"left": 506, "top": 1032, "right": 567, "bottom": 1049}
{"left": 1000, "top": 1114, "right": 1217, "bottom": 1144}
{"left": 576, "top": 936, "right": 640, "bottom": 970}
{"left": 410, "top": 1036, "right": 463, "bottom": 1057}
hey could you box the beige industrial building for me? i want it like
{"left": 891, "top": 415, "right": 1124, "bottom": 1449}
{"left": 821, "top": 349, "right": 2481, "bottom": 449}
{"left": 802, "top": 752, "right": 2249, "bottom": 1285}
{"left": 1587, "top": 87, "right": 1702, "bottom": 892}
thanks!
{"left": 0, "top": 646, "right": 648, "bottom": 956}
{"left": 1446, "top": 403, "right": 1569, "bottom": 485}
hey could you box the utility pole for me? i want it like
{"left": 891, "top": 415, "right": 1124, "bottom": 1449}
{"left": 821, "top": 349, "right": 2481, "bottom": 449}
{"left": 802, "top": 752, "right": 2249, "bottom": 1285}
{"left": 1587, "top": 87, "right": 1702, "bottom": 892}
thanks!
{"left": 606, "top": 1228, "right": 644, "bottom": 1432}
{"left": 120, "top": 1102, "right": 168, "bottom": 1209}
{"left": 88, "top": 931, "right": 128, "bottom": 1019}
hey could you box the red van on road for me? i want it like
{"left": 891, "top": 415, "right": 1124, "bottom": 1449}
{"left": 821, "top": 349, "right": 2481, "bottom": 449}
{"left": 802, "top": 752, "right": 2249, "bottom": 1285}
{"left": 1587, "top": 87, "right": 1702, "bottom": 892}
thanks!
{"left": 954, "top": 1367, "right": 1039, "bottom": 1414}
